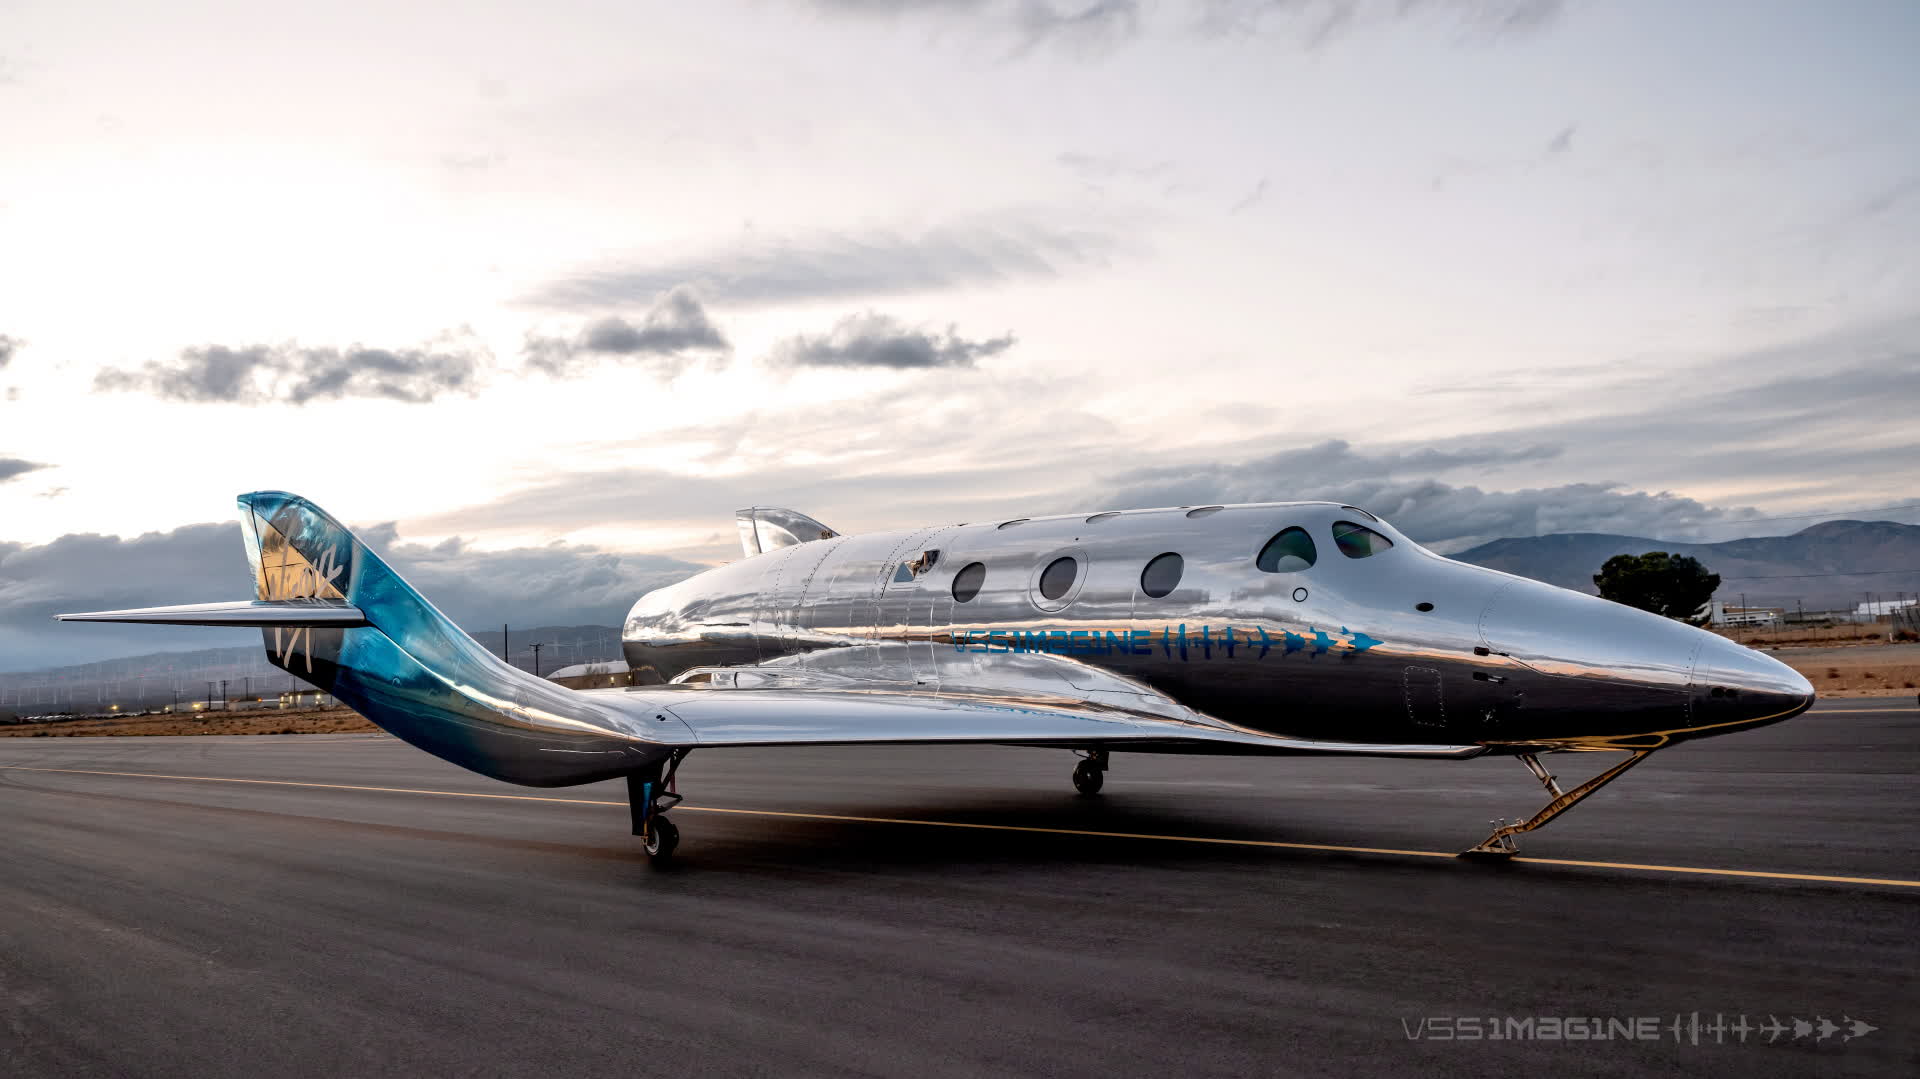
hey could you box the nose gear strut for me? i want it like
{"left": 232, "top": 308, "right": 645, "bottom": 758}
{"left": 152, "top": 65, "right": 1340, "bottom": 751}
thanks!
{"left": 1462, "top": 749, "right": 1655, "bottom": 857}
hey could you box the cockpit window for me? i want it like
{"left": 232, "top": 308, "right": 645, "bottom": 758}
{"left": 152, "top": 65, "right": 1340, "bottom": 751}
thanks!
{"left": 1256, "top": 527, "right": 1317, "bottom": 572}
{"left": 1332, "top": 521, "right": 1393, "bottom": 559}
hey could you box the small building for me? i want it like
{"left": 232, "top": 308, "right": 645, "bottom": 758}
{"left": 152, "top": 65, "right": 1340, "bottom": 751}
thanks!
{"left": 1710, "top": 602, "right": 1782, "bottom": 628}
{"left": 1854, "top": 598, "right": 1918, "bottom": 618}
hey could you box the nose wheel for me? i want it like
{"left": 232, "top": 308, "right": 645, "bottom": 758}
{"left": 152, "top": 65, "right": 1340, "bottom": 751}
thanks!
{"left": 1072, "top": 749, "right": 1107, "bottom": 795}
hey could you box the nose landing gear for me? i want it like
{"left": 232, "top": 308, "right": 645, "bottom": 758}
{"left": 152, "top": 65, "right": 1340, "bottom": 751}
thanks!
{"left": 628, "top": 749, "right": 689, "bottom": 865}
{"left": 1071, "top": 749, "right": 1107, "bottom": 795}
{"left": 1462, "top": 749, "right": 1655, "bottom": 857}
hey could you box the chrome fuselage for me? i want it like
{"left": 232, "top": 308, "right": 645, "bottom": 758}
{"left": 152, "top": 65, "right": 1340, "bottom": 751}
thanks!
{"left": 622, "top": 502, "right": 1813, "bottom": 752}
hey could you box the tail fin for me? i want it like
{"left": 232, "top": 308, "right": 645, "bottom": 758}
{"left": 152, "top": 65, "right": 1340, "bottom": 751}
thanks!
{"left": 61, "top": 492, "right": 665, "bottom": 786}
{"left": 237, "top": 491, "right": 469, "bottom": 682}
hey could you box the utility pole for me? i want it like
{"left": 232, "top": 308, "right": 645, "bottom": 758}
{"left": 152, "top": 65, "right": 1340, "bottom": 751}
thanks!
{"left": 219, "top": 680, "right": 229, "bottom": 710}
{"left": 530, "top": 642, "right": 545, "bottom": 678}
{"left": 206, "top": 681, "right": 215, "bottom": 710}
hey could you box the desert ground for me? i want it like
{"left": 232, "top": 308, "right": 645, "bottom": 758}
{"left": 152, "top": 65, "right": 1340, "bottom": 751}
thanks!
{"left": 1765, "top": 641, "right": 1920, "bottom": 698}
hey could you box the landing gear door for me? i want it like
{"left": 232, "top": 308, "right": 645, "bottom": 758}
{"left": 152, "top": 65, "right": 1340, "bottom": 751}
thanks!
{"left": 1404, "top": 666, "right": 1447, "bottom": 730}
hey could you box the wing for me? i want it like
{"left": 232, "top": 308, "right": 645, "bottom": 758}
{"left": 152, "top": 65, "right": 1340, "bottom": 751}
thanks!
{"left": 582, "top": 684, "right": 1485, "bottom": 758}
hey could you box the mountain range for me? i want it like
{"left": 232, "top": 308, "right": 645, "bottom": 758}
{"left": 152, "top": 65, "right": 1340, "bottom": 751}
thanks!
{"left": 0, "top": 625, "right": 624, "bottom": 714}
{"left": 1452, "top": 519, "right": 1920, "bottom": 611}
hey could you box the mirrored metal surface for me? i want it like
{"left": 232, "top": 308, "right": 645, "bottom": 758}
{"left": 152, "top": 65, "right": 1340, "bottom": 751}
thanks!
{"left": 63, "top": 493, "right": 1814, "bottom": 795}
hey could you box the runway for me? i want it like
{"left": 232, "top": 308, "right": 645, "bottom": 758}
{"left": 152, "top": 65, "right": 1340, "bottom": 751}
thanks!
{"left": 3, "top": 699, "right": 1915, "bottom": 1077}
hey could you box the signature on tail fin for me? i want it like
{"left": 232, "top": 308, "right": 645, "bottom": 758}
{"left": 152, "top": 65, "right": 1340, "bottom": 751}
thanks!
{"left": 242, "top": 493, "right": 354, "bottom": 674}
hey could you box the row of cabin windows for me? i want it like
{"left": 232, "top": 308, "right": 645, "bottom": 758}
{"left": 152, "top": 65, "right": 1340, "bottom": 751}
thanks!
{"left": 948, "top": 521, "right": 1393, "bottom": 604}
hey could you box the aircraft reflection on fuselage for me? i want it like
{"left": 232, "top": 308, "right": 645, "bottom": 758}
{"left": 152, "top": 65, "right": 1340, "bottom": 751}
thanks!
{"left": 946, "top": 624, "right": 1384, "bottom": 659}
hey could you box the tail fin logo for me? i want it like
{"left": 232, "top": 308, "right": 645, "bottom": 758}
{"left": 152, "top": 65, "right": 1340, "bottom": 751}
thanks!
{"left": 262, "top": 543, "right": 345, "bottom": 603}
{"left": 255, "top": 517, "right": 350, "bottom": 673}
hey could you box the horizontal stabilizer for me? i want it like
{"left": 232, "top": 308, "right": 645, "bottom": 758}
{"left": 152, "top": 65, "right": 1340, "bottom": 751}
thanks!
{"left": 55, "top": 600, "right": 369, "bottom": 627}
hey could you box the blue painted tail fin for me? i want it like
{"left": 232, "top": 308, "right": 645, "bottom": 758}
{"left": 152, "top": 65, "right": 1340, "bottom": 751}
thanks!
{"left": 235, "top": 491, "right": 656, "bottom": 785}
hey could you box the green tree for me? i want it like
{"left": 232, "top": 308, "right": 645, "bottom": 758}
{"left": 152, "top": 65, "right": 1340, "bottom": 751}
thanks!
{"left": 1593, "top": 551, "right": 1721, "bottom": 624}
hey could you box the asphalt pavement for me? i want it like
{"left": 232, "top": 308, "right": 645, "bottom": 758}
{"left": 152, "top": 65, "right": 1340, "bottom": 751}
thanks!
{"left": 2, "top": 698, "right": 1915, "bottom": 1077}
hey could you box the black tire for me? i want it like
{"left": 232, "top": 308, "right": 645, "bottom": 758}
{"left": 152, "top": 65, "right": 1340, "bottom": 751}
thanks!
{"left": 643, "top": 816, "right": 679, "bottom": 862}
{"left": 1072, "top": 760, "right": 1104, "bottom": 795}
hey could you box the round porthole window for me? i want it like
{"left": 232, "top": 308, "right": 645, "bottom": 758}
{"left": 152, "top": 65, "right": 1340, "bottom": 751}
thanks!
{"left": 952, "top": 562, "right": 986, "bottom": 603}
{"left": 1140, "top": 552, "right": 1183, "bottom": 598}
{"left": 1292, "top": 587, "right": 1308, "bottom": 602}
{"left": 1039, "top": 557, "right": 1078, "bottom": 600}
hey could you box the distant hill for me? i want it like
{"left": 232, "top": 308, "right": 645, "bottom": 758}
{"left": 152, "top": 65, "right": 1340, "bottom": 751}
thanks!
{"left": 1453, "top": 520, "right": 1920, "bottom": 611}
{"left": 0, "top": 625, "right": 623, "bottom": 713}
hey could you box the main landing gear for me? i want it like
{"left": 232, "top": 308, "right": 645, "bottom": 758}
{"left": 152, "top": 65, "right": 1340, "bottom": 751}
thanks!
{"left": 628, "top": 749, "right": 689, "bottom": 865}
{"left": 1072, "top": 749, "right": 1108, "bottom": 795}
{"left": 1462, "top": 749, "right": 1655, "bottom": 858}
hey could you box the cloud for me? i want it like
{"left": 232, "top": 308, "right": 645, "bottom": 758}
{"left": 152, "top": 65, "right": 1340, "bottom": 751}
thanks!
{"left": 1861, "top": 175, "right": 1920, "bottom": 217}
{"left": 350, "top": 524, "right": 708, "bottom": 631}
{"left": 768, "top": 312, "right": 1016, "bottom": 369}
{"left": 1011, "top": 1, "right": 1143, "bottom": 56}
{"left": 808, "top": 0, "right": 1142, "bottom": 56}
{"left": 1196, "top": 0, "right": 1564, "bottom": 46}
{"left": 0, "top": 458, "right": 50, "bottom": 483}
{"left": 1057, "top": 152, "right": 1171, "bottom": 183}
{"left": 0, "top": 521, "right": 708, "bottom": 671}
{"left": 95, "top": 336, "right": 488, "bottom": 405}
{"left": 523, "top": 286, "right": 731, "bottom": 378}
{"left": 1422, "top": 318, "right": 1920, "bottom": 506}
{"left": 1230, "top": 177, "right": 1269, "bottom": 213}
{"left": 1099, "top": 441, "right": 1759, "bottom": 553}
{"left": 1096, "top": 319, "right": 1920, "bottom": 550}
{"left": 526, "top": 211, "right": 1126, "bottom": 310}
{"left": 811, "top": 0, "right": 989, "bottom": 10}
{"left": 1546, "top": 125, "right": 1575, "bottom": 154}
{"left": 0, "top": 334, "right": 18, "bottom": 368}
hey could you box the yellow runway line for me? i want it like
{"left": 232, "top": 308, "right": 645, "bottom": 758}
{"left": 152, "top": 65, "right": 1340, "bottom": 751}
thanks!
{"left": 6, "top": 764, "right": 1918, "bottom": 889}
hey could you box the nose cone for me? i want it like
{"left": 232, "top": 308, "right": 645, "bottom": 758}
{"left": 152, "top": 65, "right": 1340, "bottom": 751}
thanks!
{"left": 1690, "top": 636, "right": 1815, "bottom": 731}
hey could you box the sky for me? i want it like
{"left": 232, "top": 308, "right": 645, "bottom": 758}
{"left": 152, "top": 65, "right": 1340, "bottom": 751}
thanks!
{"left": 2, "top": 0, "right": 1917, "bottom": 669}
